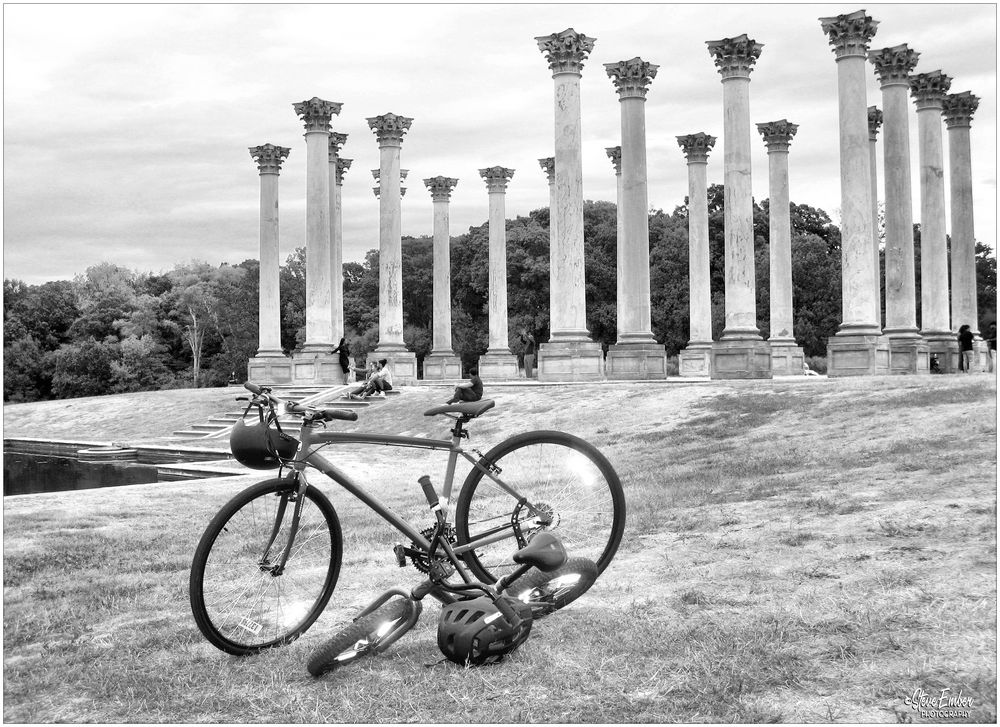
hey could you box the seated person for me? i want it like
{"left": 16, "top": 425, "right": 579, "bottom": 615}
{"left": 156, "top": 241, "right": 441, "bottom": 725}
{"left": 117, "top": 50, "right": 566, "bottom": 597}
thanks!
{"left": 346, "top": 362, "right": 378, "bottom": 399}
{"left": 447, "top": 367, "right": 483, "bottom": 404}
{"left": 370, "top": 359, "right": 393, "bottom": 397}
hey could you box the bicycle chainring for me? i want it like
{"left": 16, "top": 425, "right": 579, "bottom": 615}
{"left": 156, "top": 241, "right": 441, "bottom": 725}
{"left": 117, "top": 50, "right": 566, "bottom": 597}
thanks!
{"left": 410, "top": 524, "right": 457, "bottom": 576}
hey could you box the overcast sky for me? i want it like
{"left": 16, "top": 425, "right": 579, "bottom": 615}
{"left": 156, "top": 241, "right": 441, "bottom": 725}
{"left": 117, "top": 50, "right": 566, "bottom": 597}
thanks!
{"left": 3, "top": 3, "right": 996, "bottom": 285}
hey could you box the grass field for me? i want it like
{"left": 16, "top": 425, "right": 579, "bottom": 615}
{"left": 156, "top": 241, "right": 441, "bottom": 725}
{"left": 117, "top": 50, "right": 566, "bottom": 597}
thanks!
{"left": 3, "top": 375, "right": 997, "bottom": 723}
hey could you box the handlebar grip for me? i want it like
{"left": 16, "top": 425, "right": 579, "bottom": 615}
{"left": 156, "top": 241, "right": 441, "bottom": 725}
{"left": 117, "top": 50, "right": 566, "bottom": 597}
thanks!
{"left": 244, "top": 382, "right": 263, "bottom": 395}
{"left": 321, "top": 409, "right": 358, "bottom": 422}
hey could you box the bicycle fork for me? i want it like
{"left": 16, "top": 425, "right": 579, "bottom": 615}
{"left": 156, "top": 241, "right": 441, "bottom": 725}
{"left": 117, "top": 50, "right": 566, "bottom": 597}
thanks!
{"left": 258, "top": 474, "right": 310, "bottom": 577}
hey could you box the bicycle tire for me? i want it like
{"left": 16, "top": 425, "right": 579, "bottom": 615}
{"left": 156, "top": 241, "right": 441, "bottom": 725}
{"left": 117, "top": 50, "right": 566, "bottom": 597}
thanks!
{"left": 506, "top": 556, "right": 599, "bottom": 618}
{"left": 454, "top": 430, "right": 625, "bottom": 583}
{"left": 189, "top": 477, "right": 342, "bottom": 656}
{"left": 307, "top": 598, "right": 413, "bottom": 677}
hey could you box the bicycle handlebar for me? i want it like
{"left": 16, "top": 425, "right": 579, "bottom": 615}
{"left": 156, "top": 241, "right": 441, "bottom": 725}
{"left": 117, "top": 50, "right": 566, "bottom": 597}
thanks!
{"left": 242, "top": 381, "right": 359, "bottom": 422}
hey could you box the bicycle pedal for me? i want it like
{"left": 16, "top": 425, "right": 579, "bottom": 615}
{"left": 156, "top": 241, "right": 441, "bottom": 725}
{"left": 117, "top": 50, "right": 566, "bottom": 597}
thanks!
{"left": 393, "top": 543, "right": 407, "bottom": 567}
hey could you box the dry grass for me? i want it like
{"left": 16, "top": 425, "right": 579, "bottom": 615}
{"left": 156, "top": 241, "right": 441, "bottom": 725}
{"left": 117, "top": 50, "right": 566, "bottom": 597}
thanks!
{"left": 3, "top": 375, "right": 997, "bottom": 722}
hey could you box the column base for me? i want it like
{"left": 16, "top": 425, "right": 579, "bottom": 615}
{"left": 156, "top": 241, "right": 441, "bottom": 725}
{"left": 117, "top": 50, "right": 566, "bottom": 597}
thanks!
{"left": 299, "top": 342, "right": 336, "bottom": 355}
{"left": 678, "top": 342, "right": 712, "bottom": 377}
{"left": 247, "top": 355, "right": 294, "bottom": 386}
{"left": 477, "top": 351, "right": 520, "bottom": 380}
{"left": 537, "top": 341, "right": 605, "bottom": 381}
{"left": 605, "top": 342, "right": 667, "bottom": 380}
{"left": 422, "top": 352, "right": 463, "bottom": 380}
{"left": 289, "top": 352, "right": 344, "bottom": 385}
{"left": 886, "top": 336, "right": 930, "bottom": 375}
{"left": 368, "top": 350, "right": 418, "bottom": 385}
{"left": 710, "top": 340, "right": 772, "bottom": 380}
{"left": 921, "top": 332, "right": 959, "bottom": 374}
{"left": 826, "top": 334, "right": 891, "bottom": 377}
{"left": 769, "top": 340, "right": 805, "bottom": 376}
{"left": 973, "top": 339, "right": 990, "bottom": 372}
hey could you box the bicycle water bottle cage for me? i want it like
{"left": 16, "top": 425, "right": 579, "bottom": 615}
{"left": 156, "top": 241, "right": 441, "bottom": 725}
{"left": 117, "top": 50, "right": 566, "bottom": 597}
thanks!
{"left": 512, "top": 532, "right": 568, "bottom": 573}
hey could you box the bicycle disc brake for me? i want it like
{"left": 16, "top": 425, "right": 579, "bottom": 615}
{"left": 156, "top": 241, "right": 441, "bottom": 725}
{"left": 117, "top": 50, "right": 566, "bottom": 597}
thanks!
{"left": 511, "top": 501, "right": 558, "bottom": 548}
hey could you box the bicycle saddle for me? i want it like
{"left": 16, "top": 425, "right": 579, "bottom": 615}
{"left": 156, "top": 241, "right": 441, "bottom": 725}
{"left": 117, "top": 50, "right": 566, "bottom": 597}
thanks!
{"left": 512, "top": 532, "right": 568, "bottom": 572}
{"left": 422, "top": 399, "right": 495, "bottom": 419}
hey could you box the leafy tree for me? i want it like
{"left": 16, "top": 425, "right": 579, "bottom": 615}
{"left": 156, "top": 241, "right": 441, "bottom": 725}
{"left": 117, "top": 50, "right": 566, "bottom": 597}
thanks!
{"left": 3, "top": 336, "right": 50, "bottom": 402}
{"left": 68, "top": 263, "right": 137, "bottom": 341}
{"left": 49, "top": 338, "right": 119, "bottom": 399}
{"left": 976, "top": 241, "right": 997, "bottom": 329}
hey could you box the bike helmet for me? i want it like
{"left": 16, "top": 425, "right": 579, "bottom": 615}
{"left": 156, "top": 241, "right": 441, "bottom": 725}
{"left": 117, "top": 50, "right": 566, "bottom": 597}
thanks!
{"left": 229, "top": 417, "right": 298, "bottom": 470}
{"left": 437, "top": 595, "right": 533, "bottom": 666}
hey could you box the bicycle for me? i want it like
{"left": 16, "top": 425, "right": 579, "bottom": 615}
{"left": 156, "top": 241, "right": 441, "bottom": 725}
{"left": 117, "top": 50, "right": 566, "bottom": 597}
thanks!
{"left": 188, "top": 382, "right": 625, "bottom": 659}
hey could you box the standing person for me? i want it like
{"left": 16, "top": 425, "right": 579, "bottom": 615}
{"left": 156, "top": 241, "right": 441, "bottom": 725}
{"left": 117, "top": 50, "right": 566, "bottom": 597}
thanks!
{"left": 958, "top": 324, "right": 974, "bottom": 374}
{"left": 987, "top": 323, "right": 997, "bottom": 373}
{"left": 332, "top": 337, "right": 351, "bottom": 385}
{"left": 370, "top": 359, "right": 393, "bottom": 397}
{"left": 519, "top": 329, "right": 536, "bottom": 379}
{"left": 446, "top": 367, "right": 483, "bottom": 404}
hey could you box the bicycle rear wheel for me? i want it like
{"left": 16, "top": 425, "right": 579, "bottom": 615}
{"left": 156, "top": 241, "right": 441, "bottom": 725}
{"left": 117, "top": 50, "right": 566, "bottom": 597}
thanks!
{"left": 307, "top": 599, "right": 414, "bottom": 677}
{"left": 455, "top": 431, "right": 625, "bottom": 583}
{"left": 189, "top": 477, "right": 342, "bottom": 656}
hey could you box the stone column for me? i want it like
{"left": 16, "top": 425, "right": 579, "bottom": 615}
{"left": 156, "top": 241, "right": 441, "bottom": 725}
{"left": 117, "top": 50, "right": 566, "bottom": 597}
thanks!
{"left": 867, "top": 106, "right": 883, "bottom": 328}
{"left": 328, "top": 133, "right": 348, "bottom": 346}
{"left": 247, "top": 144, "right": 293, "bottom": 385}
{"left": 819, "top": 11, "right": 889, "bottom": 376}
{"left": 677, "top": 133, "right": 716, "bottom": 377}
{"left": 535, "top": 28, "right": 604, "bottom": 380}
{"left": 910, "top": 71, "right": 957, "bottom": 372}
{"left": 757, "top": 121, "right": 805, "bottom": 376}
{"left": 539, "top": 157, "right": 556, "bottom": 250}
{"left": 422, "top": 176, "right": 462, "bottom": 380}
{"left": 605, "top": 146, "right": 623, "bottom": 348}
{"left": 477, "top": 166, "right": 520, "bottom": 379}
{"left": 292, "top": 97, "right": 343, "bottom": 384}
{"left": 943, "top": 91, "right": 983, "bottom": 370}
{"left": 870, "top": 43, "right": 928, "bottom": 374}
{"left": 706, "top": 34, "right": 771, "bottom": 379}
{"left": 366, "top": 112, "right": 417, "bottom": 382}
{"left": 604, "top": 57, "right": 667, "bottom": 379}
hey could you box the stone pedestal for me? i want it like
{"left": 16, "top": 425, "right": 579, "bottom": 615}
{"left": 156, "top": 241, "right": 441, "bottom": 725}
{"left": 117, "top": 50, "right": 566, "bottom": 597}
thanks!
{"left": 291, "top": 352, "right": 345, "bottom": 385}
{"left": 679, "top": 344, "right": 712, "bottom": 377}
{"left": 923, "top": 334, "right": 959, "bottom": 374}
{"left": 973, "top": 340, "right": 990, "bottom": 372}
{"left": 769, "top": 342, "right": 806, "bottom": 376}
{"left": 605, "top": 342, "right": 667, "bottom": 380}
{"left": 248, "top": 355, "right": 294, "bottom": 386}
{"left": 711, "top": 340, "right": 772, "bottom": 380}
{"left": 537, "top": 341, "right": 604, "bottom": 381}
{"left": 887, "top": 336, "right": 930, "bottom": 375}
{"left": 827, "top": 335, "right": 891, "bottom": 377}
{"left": 366, "top": 351, "right": 418, "bottom": 385}
{"left": 423, "top": 353, "right": 463, "bottom": 380}
{"left": 478, "top": 351, "right": 520, "bottom": 380}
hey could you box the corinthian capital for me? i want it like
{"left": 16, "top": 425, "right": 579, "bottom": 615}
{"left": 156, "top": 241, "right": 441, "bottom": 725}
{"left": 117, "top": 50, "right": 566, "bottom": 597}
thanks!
{"left": 293, "top": 97, "right": 342, "bottom": 133}
{"left": 910, "top": 70, "right": 952, "bottom": 110}
{"left": 479, "top": 166, "right": 515, "bottom": 193}
{"left": 942, "top": 91, "right": 980, "bottom": 129}
{"left": 605, "top": 57, "right": 659, "bottom": 99}
{"left": 605, "top": 146, "right": 622, "bottom": 174}
{"left": 706, "top": 34, "right": 763, "bottom": 79}
{"left": 757, "top": 120, "right": 798, "bottom": 152}
{"left": 367, "top": 112, "right": 413, "bottom": 147}
{"left": 335, "top": 158, "right": 352, "bottom": 186}
{"left": 538, "top": 157, "right": 555, "bottom": 184}
{"left": 249, "top": 143, "right": 291, "bottom": 174}
{"left": 867, "top": 106, "right": 883, "bottom": 141}
{"left": 328, "top": 132, "right": 348, "bottom": 162}
{"left": 820, "top": 10, "right": 878, "bottom": 60}
{"left": 536, "top": 28, "right": 595, "bottom": 76}
{"left": 424, "top": 176, "right": 459, "bottom": 202}
{"left": 676, "top": 133, "right": 717, "bottom": 163}
{"left": 870, "top": 43, "right": 919, "bottom": 87}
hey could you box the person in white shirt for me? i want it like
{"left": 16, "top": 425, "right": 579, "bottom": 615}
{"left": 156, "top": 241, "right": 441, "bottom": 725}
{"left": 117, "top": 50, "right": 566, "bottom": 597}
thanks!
{"left": 371, "top": 359, "right": 393, "bottom": 397}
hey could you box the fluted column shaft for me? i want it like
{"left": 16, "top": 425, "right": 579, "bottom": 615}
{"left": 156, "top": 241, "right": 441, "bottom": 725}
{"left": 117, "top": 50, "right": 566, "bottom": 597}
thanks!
{"left": 868, "top": 107, "right": 883, "bottom": 327}
{"left": 480, "top": 167, "right": 515, "bottom": 352}
{"left": 821, "top": 13, "right": 880, "bottom": 335}
{"left": 294, "top": 98, "right": 341, "bottom": 351}
{"left": 367, "top": 113, "right": 412, "bottom": 351}
{"left": 328, "top": 134, "right": 347, "bottom": 343}
{"left": 758, "top": 122, "right": 798, "bottom": 342}
{"left": 678, "top": 135, "right": 715, "bottom": 344}
{"left": 944, "top": 92, "right": 980, "bottom": 336}
{"left": 605, "top": 148, "right": 624, "bottom": 337}
{"left": 425, "top": 177, "right": 458, "bottom": 354}
{"left": 911, "top": 72, "right": 952, "bottom": 336}
{"left": 250, "top": 144, "right": 289, "bottom": 357}
{"left": 539, "top": 157, "right": 556, "bottom": 254}
{"left": 871, "top": 45, "right": 920, "bottom": 337}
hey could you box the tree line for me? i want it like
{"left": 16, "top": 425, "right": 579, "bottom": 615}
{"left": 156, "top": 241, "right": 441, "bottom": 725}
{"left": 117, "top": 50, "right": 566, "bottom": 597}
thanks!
{"left": 4, "top": 185, "right": 996, "bottom": 402}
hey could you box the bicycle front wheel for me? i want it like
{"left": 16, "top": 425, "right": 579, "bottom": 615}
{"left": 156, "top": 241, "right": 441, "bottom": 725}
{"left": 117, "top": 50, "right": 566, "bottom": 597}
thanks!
{"left": 189, "top": 477, "right": 343, "bottom": 656}
{"left": 455, "top": 431, "right": 625, "bottom": 583}
{"left": 307, "top": 599, "right": 414, "bottom": 677}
